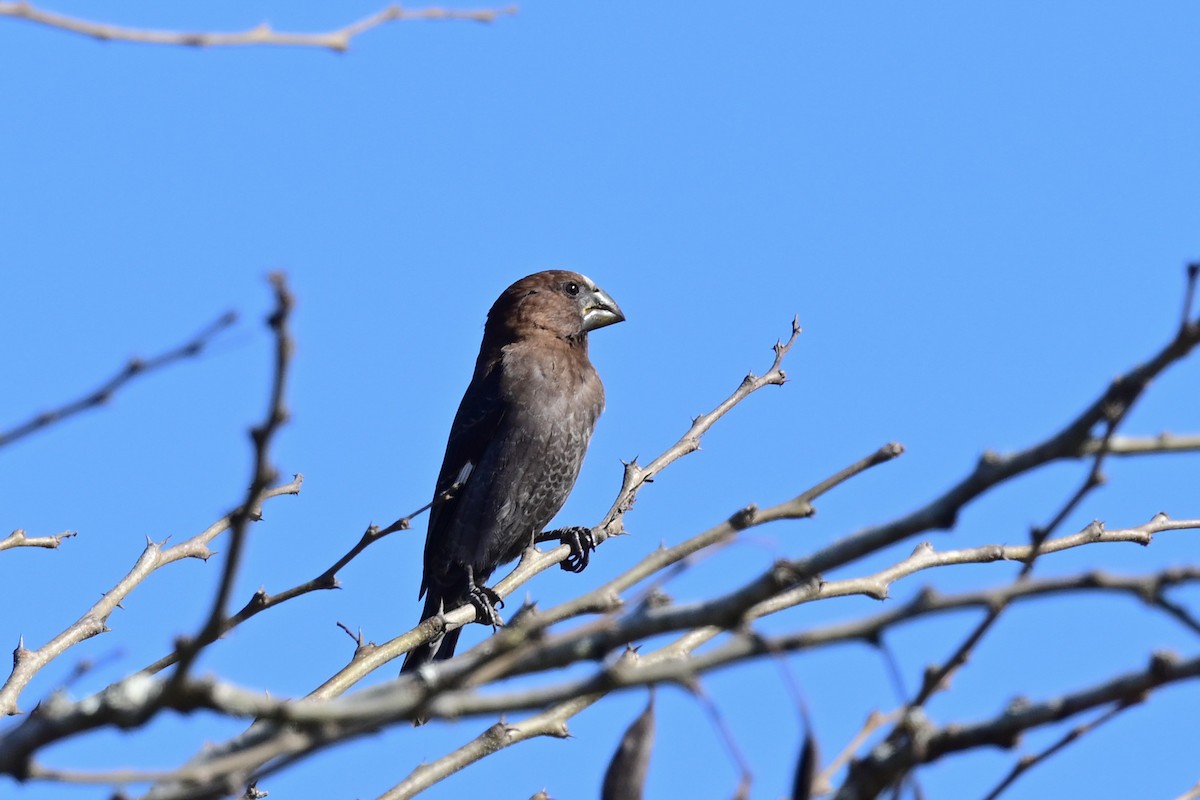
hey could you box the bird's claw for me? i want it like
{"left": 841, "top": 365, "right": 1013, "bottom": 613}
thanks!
{"left": 556, "top": 526, "right": 595, "bottom": 573}
{"left": 467, "top": 583, "right": 505, "bottom": 629}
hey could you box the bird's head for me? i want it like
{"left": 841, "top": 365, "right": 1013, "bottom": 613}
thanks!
{"left": 488, "top": 270, "right": 625, "bottom": 343}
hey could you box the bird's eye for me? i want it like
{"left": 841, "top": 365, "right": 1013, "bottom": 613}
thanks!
{"left": 563, "top": 281, "right": 580, "bottom": 296}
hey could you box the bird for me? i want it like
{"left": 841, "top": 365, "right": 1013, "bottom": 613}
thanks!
{"left": 401, "top": 270, "right": 624, "bottom": 674}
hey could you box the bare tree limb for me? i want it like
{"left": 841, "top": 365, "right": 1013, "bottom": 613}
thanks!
{"left": 980, "top": 702, "right": 1133, "bottom": 800}
{"left": 0, "top": 476, "right": 302, "bottom": 718}
{"left": 1080, "top": 432, "right": 1200, "bottom": 456}
{"left": 816, "top": 710, "right": 900, "bottom": 795}
{"left": 0, "top": 311, "right": 236, "bottom": 450}
{"left": 380, "top": 692, "right": 606, "bottom": 800}
{"left": 425, "top": 516, "right": 1200, "bottom": 704}
{"left": 801, "top": 302, "right": 1200, "bottom": 583}
{"left": 6, "top": 561, "right": 1195, "bottom": 790}
{"left": 167, "top": 274, "right": 295, "bottom": 691}
{"left": 4, "top": 291, "right": 1197, "bottom": 800}
{"left": 859, "top": 273, "right": 1200, "bottom": 794}
{"left": 0, "top": 529, "right": 75, "bottom": 552}
{"left": 139, "top": 499, "right": 436, "bottom": 677}
{"left": 595, "top": 316, "right": 803, "bottom": 543}
{"left": 835, "top": 651, "right": 1200, "bottom": 800}
{"left": 904, "top": 399, "right": 1125, "bottom": 714}
{"left": 0, "top": 3, "right": 517, "bottom": 52}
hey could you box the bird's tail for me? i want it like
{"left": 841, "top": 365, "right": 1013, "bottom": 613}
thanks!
{"left": 400, "top": 591, "right": 463, "bottom": 675}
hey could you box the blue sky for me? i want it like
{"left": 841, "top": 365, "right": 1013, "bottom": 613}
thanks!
{"left": 2, "top": 3, "right": 1199, "bottom": 798}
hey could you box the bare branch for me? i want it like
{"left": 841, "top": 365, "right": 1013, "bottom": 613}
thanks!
{"left": 464, "top": 442, "right": 904, "bottom": 686}
{"left": 168, "top": 274, "right": 295, "bottom": 689}
{"left": 836, "top": 651, "right": 1200, "bottom": 799}
{"left": 596, "top": 316, "right": 803, "bottom": 542}
{"left": 1176, "top": 778, "right": 1200, "bottom": 800}
{"left": 381, "top": 693, "right": 605, "bottom": 800}
{"left": 0, "top": 311, "right": 236, "bottom": 450}
{"left": 446, "top": 517, "right": 1200, "bottom": 699}
{"left": 0, "top": 529, "right": 74, "bottom": 552}
{"left": 980, "top": 702, "right": 1134, "bottom": 800}
{"left": 0, "top": 3, "right": 517, "bottom": 51}
{"left": 1080, "top": 432, "right": 1200, "bottom": 456}
{"left": 791, "top": 303, "right": 1200, "bottom": 587}
{"left": 0, "top": 477, "right": 302, "bottom": 718}
{"left": 905, "top": 399, "right": 1127, "bottom": 713}
{"left": 139, "top": 498, "right": 435, "bottom": 677}
{"left": 816, "top": 710, "right": 900, "bottom": 795}
{"left": 5, "top": 291, "right": 1196, "bottom": 800}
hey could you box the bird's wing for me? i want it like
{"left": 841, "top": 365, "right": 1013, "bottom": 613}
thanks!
{"left": 420, "top": 362, "right": 507, "bottom": 597}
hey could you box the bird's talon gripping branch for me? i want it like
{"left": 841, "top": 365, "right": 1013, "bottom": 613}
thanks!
{"left": 553, "top": 526, "right": 595, "bottom": 573}
{"left": 468, "top": 583, "right": 505, "bottom": 629}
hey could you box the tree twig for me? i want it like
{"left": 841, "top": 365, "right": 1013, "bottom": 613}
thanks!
{"left": 0, "top": 529, "right": 75, "bottom": 552}
{"left": 0, "top": 3, "right": 517, "bottom": 51}
{"left": 0, "top": 477, "right": 302, "bottom": 718}
{"left": 836, "top": 652, "right": 1199, "bottom": 799}
{"left": 0, "top": 311, "right": 236, "bottom": 450}
{"left": 979, "top": 702, "right": 1134, "bottom": 800}
{"left": 167, "top": 274, "right": 295, "bottom": 691}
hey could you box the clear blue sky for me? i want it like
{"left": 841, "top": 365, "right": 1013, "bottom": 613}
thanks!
{"left": 3, "top": 3, "right": 1199, "bottom": 798}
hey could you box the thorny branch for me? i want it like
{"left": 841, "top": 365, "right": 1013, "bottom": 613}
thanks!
{"left": 0, "top": 3, "right": 517, "bottom": 51}
{"left": 3, "top": 269, "right": 1198, "bottom": 799}
{"left": 857, "top": 261, "right": 1200, "bottom": 795}
{"left": 0, "top": 478, "right": 302, "bottom": 719}
{"left": 0, "top": 530, "right": 75, "bottom": 552}
{"left": 138, "top": 500, "right": 435, "bottom": 677}
{"left": 834, "top": 651, "right": 1200, "bottom": 800}
{"left": 0, "top": 278, "right": 300, "bottom": 719}
{"left": 166, "top": 274, "right": 295, "bottom": 691}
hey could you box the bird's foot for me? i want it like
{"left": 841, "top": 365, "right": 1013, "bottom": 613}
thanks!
{"left": 467, "top": 583, "right": 505, "bottom": 629}
{"left": 545, "top": 526, "right": 595, "bottom": 573}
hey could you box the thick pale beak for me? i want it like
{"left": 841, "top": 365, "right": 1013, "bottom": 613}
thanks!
{"left": 581, "top": 286, "right": 625, "bottom": 331}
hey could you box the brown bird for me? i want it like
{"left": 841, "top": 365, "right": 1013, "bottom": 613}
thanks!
{"left": 401, "top": 270, "right": 624, "bottom": 674}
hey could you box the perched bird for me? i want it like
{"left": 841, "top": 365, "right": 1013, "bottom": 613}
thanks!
{"left": 401, "top": 270, "right": 624, "bottom": 674}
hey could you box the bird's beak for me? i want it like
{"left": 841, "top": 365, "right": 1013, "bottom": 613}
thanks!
{"left": 581, "top": 286, "right": 625, "bottom": 331}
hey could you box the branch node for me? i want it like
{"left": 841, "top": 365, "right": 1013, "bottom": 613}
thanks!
{"left": 729, "top": 504, "right": 758, "bottom": 531}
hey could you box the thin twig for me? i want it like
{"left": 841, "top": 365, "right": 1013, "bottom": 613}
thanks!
{"left": 0, "top": 477, "right": 302, "bottom": 717}
{"left": 381, "top": 692, "right": 604, "bottom": 799}
{"left": 1080, "top": 432, "right": 1200, "bottom": 455}
{"left": 0, "top": 529, "right": 75, "bottom": 552}
{"left": 139, "top": 498, "right": 434, "bottom": 676}
{"left": 980, "top": 702, "right": 1134, "bottom": 800}
{"left": 906, "top": 411, "right": 1124, "bottom": 713}
{"left": 0, "top": 3, "right": 517, "bottom": 51}
{"left": 836, "top": 652, "right": 1198, "bottom": 799}
{"left": 168, "top": 274, "right": 295, "bottom": 690}
{"left": 596, "top": 316, "right": 803, "bottom": 542}
{"left": 0, "top": 311, "right": 236, "bottom": 449}
{"left": 689, "top": 683, "right": 754, "bottom": 798}
{"left": 817, "top": 710, "right": 900, "bottom": 795}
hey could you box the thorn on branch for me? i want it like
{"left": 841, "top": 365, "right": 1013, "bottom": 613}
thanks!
{"left": 1149, "top": 650, "right": 1179, "bottom": 678}
{"left": 1181, "top": 262, "right": 1199, "bottom": 332}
